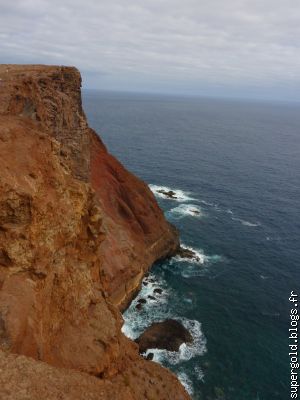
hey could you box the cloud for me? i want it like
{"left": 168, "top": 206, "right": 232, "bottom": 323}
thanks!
{"left": 0, "top": 0, "right": 300, "bottom": 100}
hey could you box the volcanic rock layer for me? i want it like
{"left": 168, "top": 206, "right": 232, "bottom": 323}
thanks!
{"left": 0, "top": 65, "right": 188, "bottom": 399}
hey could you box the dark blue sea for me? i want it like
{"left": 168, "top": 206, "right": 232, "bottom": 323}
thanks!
{"left": 83, "top": 91, "right": 300, "bottom": 400}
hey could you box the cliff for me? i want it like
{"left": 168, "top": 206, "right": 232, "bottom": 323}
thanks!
{"left": 0, "top": 65, "right": 187, "bottom": 399}
{"left": 90, "top": 132, "right": 179, "bottom": 309}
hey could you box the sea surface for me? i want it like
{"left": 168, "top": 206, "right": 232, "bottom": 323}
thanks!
{"left": 83, "top": 90, "right": 300, "bottom": 400}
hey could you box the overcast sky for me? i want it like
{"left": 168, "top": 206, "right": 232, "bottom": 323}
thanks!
{"left": 1, "top": 0, "right": 300, "bottom": 101}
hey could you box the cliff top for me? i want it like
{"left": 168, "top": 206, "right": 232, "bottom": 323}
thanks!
{"left": 0, "top": 64, "right": 79, "bottom": 78}
{"left": 0, "top": 63, "right": 89, "bottom": 180}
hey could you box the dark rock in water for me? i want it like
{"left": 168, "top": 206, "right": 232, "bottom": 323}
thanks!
{"left": 153, "top": 288, "right": 162, "bottom": 295}
{"left": 176, "top": 246, "right": 200, "bottom": 262}
{"left": 148, "top": 295, "right": 156, "bottom": 300}
{"left": 138, "top": 298, "right": 147, "bottom": 304}
{"left": 191, "top": 209, "right": 200, "bottom": 215}
{"left": 135, "top": 303, "right": 143, "bottom": 311}
{"left": 135, "top": 319, "right": 193, "bottom": 353}
{"left": 146, "top": 352, "right": 154, "bottom": 361}
{"left": 143, "top": 281, "right": 148, "bottom": 286}
{"left": 149, "top": 279, "right": 155, "bottom": 283}
{"left": 157, "top": 189, "right": 178, "bottom": 199}
{"left": 177, "top": 247, "right": 195, "bottom": 259}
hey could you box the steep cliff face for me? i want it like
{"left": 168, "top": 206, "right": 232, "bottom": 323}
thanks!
{"left": 90, "top": 132, "right": 179, "bottom": 309}
{"left": 0, "top": 65, "right": 187, "bottom": 399}
{"left": 0, "top": 64, "right": 179, "bottom": 310}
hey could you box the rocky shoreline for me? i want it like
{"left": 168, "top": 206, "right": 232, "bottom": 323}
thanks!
{"left": 121, "top": 245, "right": 202, "bottom": 363}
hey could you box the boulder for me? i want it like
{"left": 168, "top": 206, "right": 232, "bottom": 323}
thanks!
{"left": 136, "top": 319, "right": 193, "bottom": 353}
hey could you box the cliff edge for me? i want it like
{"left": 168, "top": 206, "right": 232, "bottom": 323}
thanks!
{"left": 0, "top": 65, "right": 187, "bottom": 399}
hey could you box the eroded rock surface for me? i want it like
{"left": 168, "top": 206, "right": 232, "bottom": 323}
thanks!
{"left": 0, "top": 65, "right": 188, "bottom": 399}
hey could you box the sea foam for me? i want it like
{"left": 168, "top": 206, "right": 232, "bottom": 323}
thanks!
{"left": 174, "top": 244, "right": 222, "bottom": 266}
{"left": 166, "top": 204, "right": 204, "bottom": 219}
{"left": 178, "top": 372, "right": 194, "bottom": 395}
{"left": 174, "top": 245, "right": 206, "bottom": 265}
{"left": 122, "top": 272, "right": 207, "bottom": 369}
{"left": 167, "top": 245, "right": 224, "bottom": 279}
{"left": 149, "top": 184, "right": 194, "bottom": 202}
{"left": 122, "top": 272, "right": 171, "bottom": 339}
{"left": 232, "top": 217, "right": 260, "bottom": 227}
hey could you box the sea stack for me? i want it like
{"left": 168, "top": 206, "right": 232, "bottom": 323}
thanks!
{"left": 0, "top": 65, "right": 188, "bottom": 399}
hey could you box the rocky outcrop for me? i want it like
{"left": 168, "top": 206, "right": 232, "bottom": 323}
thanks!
{"left": 176, "top": 246, "right": 201, "bottom": 262}
{"left": 136, "top": 319, "right": 193, "bottom": 353}
{"left": 0, "top": 65, "right": 187, "bottom": 399}
{"left": 157, "top": 189, "right": 178, "bottom": 199}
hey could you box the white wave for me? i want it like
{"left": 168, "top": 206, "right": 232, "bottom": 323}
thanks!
{"left": 149, "top": 184, "right": 194, "bottom": 202}
{"left": 169, "top": 245, "right": 224, "bottom": 278}
{"left": 174, "top": 245, "right": 206, "bottom": 265}
{"left": 241, "top": 220, "right": 260, "bottom": 227}
{"left": 122, "top": 272, "right": 170, "bottom": 339}
{"left": 177, "top": 372, "right": 194, "bottom": 395}
{"left": 200, "top": 199, "right": 214, "bottom": 207}
{"left": 166, "top": 204, "right": 204, "bottom": 219}
{"left": 260, "top": 275, "right": 268, "bottom": 280}
{"left": 174, "top": 245, "right": 223, "bottom": 267}
{"left": 122, "top": 274, "right": 207, "bottom": 366}
{"left": 195, "top": 365, "right": 205, "bottom": 382}
{"left": 144, "top": 318, "right": 207, "bottom": 366}
{"left": 232, "top": 217, "right": 260, "bottom": 227}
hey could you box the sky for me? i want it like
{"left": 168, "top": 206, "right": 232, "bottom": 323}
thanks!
{"left": 1, "top": 0, "right": 300, "bottom": 101}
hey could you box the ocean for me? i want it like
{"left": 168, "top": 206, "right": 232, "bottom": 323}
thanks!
{"left": 83, "top": 90, "right": 300, "bottom": 400}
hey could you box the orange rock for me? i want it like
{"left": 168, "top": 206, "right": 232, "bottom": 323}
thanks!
{"left": 0, "top": 65, "right": 188, "bottom": 399}
{"left": 90, "top": 130, "right": 179, "bottom": 309}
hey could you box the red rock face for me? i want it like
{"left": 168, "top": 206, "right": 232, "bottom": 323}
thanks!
{"left": 0, "top": 64, "right": 179, "bottom": 308}
{"left": 90, "top": 131, "right": 179, "bottom": 309}
{"left": 0, "top": 65, "right": 187, "bottom": 399}
{"left": 0, "top": 64, "right": 90, "bottom": 180}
